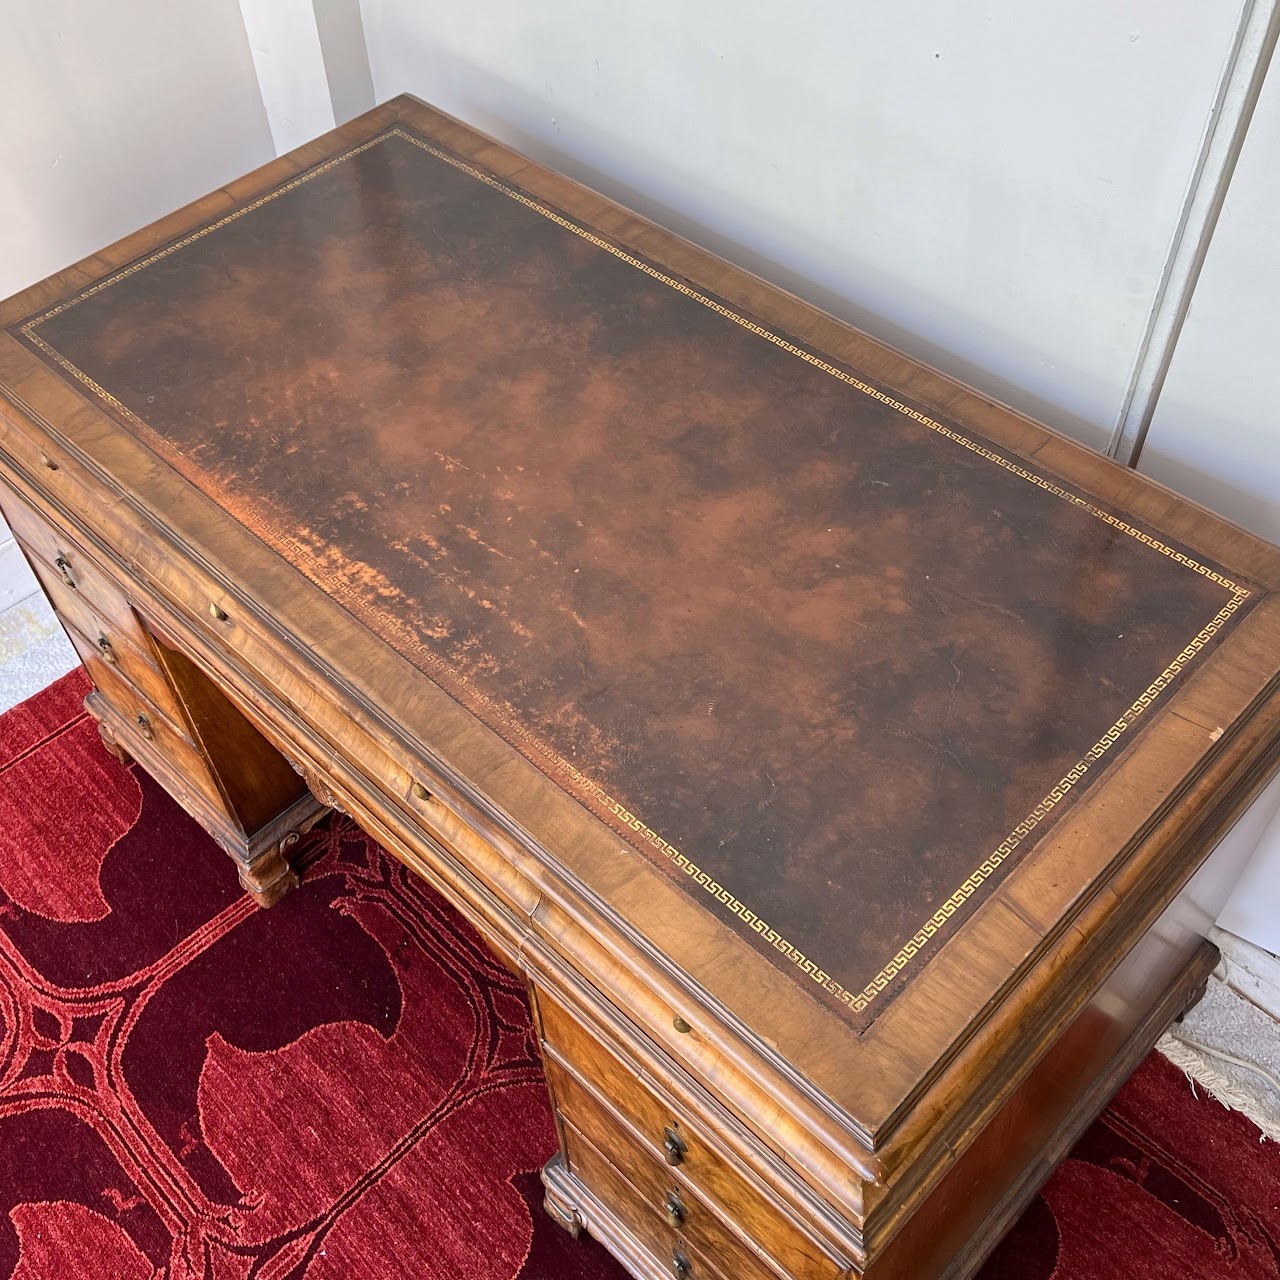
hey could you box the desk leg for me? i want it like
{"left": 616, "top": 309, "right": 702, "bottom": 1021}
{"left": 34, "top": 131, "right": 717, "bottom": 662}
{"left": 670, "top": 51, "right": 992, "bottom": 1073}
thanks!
{"left": 85, "top": 628, "right": 328, "bottom": 909}
{"left": 232, "top": 831, "right": 302, "bottom": 909}
{"left": 97, "top": 719, "right": 133, "bottom": 767}
{"left": 542, "top": 1153, "right": 585, "bottom": 1238}
{"left": 219, "top": 804, "right": 325, "bottom": 907}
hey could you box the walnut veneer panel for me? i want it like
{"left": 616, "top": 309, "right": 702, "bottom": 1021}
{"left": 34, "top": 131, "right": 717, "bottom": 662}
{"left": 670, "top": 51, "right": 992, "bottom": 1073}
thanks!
{"left": 4, "top": 95, "right": 1280, "bottom": 1280}
{"left": 8, "top": 126, "right": 1259, "bottom": 1030}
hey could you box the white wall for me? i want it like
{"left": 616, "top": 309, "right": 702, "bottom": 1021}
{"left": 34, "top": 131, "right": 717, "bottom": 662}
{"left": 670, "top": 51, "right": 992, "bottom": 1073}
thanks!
{"left": 0, "top": 0, "right": 275, "bottom": 608}
{"left": 358, "top": 0, "right": 1244, "bottom": 452}
{"left": 1140, "top": 58, "right": 1280, "bottom": 544}
{"left": 1139, "top": 56, "right": 1280, "bottom": 952}
{"left": 360, "top": 0, "right": 1280, "bottom": 954}
{"left": 236, "top": 0, "right": 336, "bottom": 154}
{"left": 0, "top": 0, "right": 274, "bottom": 303}
{"left": 313, "top": 0, "right": 378, "bottom": 125}
{"left": 2, "top": 1, "right": 1276, "bottom": 952}
{"left": 233, "top": 0, "right": 376, "bottom": 152}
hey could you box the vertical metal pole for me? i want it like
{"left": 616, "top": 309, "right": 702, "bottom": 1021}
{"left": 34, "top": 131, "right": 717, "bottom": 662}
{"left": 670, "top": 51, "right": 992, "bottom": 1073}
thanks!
{"left": 1108, "top": 0, "right": 1280, "bottom": 467}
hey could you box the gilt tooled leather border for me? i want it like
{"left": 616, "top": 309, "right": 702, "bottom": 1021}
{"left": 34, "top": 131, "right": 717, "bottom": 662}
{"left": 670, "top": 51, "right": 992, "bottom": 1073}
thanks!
{"left": 14, "top": 126, "right": 1255, "bottom": 1023}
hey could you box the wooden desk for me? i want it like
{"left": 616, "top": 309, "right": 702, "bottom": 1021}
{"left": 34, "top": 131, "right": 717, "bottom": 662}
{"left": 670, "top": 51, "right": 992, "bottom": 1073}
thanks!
{"left": 1, "top": 96, "right": 1278, "bottom": 1280}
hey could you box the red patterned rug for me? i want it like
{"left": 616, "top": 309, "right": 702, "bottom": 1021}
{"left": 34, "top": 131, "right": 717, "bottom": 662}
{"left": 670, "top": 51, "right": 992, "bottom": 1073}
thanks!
{"left": 0, "top": 670, "right": 1277, "bottom": 1279}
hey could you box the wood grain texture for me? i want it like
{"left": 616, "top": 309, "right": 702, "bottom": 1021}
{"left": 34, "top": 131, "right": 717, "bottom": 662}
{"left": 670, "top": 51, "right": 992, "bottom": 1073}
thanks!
{"left": 0, "top": 482, "right": 324, "bottom": 897}
{"left": 7, "top": 119, "right": 1260, "bottom": 1032}
{"left": 536, "top": 983, "right": 851, "bottom": 1274}
{"left": 1, "top": 94, "right": 1278, "bottom": 1280}
{"left": 146, "top": 636, "right": 310, "bottom": 837}
{"left": 562, "top": 1118, "right": 779, "bottom": 1280}
{"left": 547, "top": 1061, "right": 845, "bottom": 1279}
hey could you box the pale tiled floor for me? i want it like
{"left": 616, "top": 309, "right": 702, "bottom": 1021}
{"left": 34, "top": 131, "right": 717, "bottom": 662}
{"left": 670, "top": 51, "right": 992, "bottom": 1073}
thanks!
{"left": 0, "top": 588, "right": 78, "bottom": 714}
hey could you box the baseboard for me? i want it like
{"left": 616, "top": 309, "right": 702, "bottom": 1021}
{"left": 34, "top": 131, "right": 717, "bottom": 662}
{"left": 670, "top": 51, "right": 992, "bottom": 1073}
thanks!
{"left": 1210, "top": 925, "right": 1280, "bottom": 1021}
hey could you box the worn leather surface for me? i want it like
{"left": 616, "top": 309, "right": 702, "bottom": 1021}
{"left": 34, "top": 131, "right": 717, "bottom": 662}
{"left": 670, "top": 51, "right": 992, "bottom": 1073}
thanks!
{"left": 14, "top": 127, "right": 1256, "bottom": 1030}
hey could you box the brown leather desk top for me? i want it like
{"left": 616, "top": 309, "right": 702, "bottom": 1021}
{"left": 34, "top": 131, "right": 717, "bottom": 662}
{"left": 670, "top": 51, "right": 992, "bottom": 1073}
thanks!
{"left": 6, "top": 121, "right": 1264, "bottom": 1033}
{"left": 3, "top": 98, "right": 1280, "bottom": 1147}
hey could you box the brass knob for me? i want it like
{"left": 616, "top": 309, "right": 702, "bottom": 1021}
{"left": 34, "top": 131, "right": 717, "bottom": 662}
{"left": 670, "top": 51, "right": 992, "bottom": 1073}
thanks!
{"left": 671, "top": 1251, "right": 691, "bottom": 1279}
{"left": 411, "top": 781, "right": 431, "bottom": 802}
{"left": 209, "top": 602, "right": 228, "bottom": 621}
{"left": 55, "top": 554, "right": 76, "bottom": 589}
{"left": 663, "top": 1190, "right": 684, "bottom": 1229}
{"left": 97, "top": 634, "right": 117, "bottom": 666}
{"left": 672, "top": 1015, "right": 691, "bottom": 1034}
{"left": 135, "top": 712, "right": 154, "bottom": 741}
{"left": 662, "top": 1126, "right": 686, "bottom": 1167}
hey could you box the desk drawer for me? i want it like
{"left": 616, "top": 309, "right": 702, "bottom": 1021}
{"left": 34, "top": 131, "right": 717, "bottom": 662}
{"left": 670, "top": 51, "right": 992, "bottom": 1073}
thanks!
{"left": 61, "top": 619, "right": 183, "bottom": 728}
{"left": 565, "top": 1117, "right": 770, "bottom": 1280}
{"left": 76, "top": 646, "right": 227, "bottom": 812}
{"left": 556, "top": 1062, "right": 829, "bottom": 1280}
{"left": 6, "top": 499, "right": 141, "bottom": 640}
{"left": 0, "top": 414, "right": 103, "bottom": 526}
{"left": 540, "top": 995, "right": 844, "bottom": 1280}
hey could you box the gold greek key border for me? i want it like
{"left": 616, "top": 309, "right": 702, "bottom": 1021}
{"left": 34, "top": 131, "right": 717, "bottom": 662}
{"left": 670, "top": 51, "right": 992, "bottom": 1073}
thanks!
{"left": 15, "top": 126, "right": 1254, "bottom": 1020}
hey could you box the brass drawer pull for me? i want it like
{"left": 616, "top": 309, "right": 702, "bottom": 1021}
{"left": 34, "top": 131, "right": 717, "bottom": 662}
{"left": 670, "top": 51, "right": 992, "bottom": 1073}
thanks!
{"left": 662, "top": 1126, "right": 687, "bottom": 1167}
{"left": 209, "top": 602, "right": 229, "bottom": 621}
{"left": 671, "top": 1250, "right": 691, "bottom": 1279}
{"left": 411, "top": 781, "right": 432, "bottom": 802}
{"left": 40, "top": 453, "right": 59, "bottom": 471}
{"left": 663, "top": 1189, "right": 685, "bottom": 1229}
{"left": 55, "top": 554, "right": 76, "bottom": 589}
{"left": 135, "top": 712, "right": 154, "bottom": 741}
{"left": 97, "top": 634, "right": 118, "bottom": 666}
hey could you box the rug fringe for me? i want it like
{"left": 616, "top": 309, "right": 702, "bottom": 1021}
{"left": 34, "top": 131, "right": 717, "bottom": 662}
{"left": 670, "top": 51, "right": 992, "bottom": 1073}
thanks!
{"left": 1157, "top": 1032, "right": 1280, "bottom": 1143}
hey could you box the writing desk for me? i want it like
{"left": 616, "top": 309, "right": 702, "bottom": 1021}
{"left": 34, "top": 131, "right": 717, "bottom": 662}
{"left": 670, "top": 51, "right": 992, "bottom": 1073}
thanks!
{"left": 2, "top": 96, "right": 1278, "bottom": 1280}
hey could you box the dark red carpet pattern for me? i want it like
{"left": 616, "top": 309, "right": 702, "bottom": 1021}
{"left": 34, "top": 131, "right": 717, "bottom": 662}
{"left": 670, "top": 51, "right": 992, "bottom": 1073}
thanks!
{"left": 0, "top": 671, "right": 1276, "bottom": 1279}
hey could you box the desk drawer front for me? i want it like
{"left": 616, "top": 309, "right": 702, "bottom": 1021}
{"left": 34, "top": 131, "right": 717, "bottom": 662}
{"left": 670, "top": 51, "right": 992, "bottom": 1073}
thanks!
{"left": 554, "top": 1060, "right": 839, "bottom": 1280}
{"left": 0, "top": 417, "right": 104, "bottom": 530}
{"left": 539, "top": 994, "right": 844, "bottom": 1280}
{"left": 7, "top": 505, "right": 141, "bottom": 642}
{"left": 61, "top": 619, "right": 183, "bottom": 729}
{"left": 77, "top": 647, "right": 227, "bottom": 812}
{"left": 29, "top": 549, "right": 144, "bottom": 663}
{"left": 2, "top": 483, "right": 86, "bottom": 564}
{"left": 565, "top": 1117, "right": 767, "bottom": 1280}
{"left": 77, "top": 642, "right": 181, "bottom": 745}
